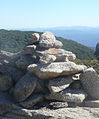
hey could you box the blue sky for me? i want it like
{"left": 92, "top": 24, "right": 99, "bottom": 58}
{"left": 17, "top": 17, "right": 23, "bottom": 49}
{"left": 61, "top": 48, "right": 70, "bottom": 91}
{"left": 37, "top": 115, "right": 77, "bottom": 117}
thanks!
{"left": 0, "top": 0, "right": 99, "bottom": 29}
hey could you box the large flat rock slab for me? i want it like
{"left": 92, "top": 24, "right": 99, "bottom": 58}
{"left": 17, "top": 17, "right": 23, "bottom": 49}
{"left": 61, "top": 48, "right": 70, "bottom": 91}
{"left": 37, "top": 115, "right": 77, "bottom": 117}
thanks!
{"left": 36, "top": 48, "right": 76, "bottom": 62}
{"left": 27, "top": 62, "right": 86, "bottom": 79}
{"left": 32, "top": 107, "right": 99, "bottom": 119}
{"left": 1, "top": 106, "right": 99, "bottom": 119}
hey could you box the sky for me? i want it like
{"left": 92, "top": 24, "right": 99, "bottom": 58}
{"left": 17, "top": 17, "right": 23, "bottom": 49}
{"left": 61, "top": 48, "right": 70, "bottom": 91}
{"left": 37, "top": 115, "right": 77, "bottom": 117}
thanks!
{"left": 0, "top": 0, "right": 99, "bottom": 29}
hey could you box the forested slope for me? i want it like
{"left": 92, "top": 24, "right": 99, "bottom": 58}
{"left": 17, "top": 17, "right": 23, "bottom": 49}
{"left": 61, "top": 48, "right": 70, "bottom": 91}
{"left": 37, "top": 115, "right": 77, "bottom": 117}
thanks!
{"left": 0, "top": 29, "right": 95, "bottom": 60}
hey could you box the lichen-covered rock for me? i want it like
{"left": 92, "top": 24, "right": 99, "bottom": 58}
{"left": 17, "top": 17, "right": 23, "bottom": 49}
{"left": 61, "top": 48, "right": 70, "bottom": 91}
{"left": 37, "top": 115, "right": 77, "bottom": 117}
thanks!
{"left": 19, "top": 94, "right": 44, "bottom": 108}
{"left": 39, "top": 32, "right": 63, "bottom": 48}
{"left": 0, "top": 75, "right": 13, "bottom": 91}
{"left": 48, "top": 76, "right": 73, "bottom": 93}
{"left": 80, "top": 68, "right": 99, "bottom": 99}
{"left": 36, "top": 48, "right": 76, "bottom": 62}
{"left": 13, "top": 72, "right": 37, "bottom": 102}
{"left": 39, "top": 32, "right": 56, "bottom": 48}
{"left": 29, "top": 33, "right": 40, "bottom": 44}
{"left": 45, "top": 89, "right": 87, "bottom": 104}
{"left": 39, "top": 54, "right": 56, "bottom": 64}
{"left": 27, "top": 62, "right": 86, "bottom": 79}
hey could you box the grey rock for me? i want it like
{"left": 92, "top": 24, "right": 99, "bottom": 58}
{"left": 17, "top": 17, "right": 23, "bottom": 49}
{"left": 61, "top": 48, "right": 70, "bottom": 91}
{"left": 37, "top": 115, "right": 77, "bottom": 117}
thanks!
{"left": 36, "top": 48, "right": 76, "bottom": 62}
{"left": 39, "top": 32, "right": 56, "bottom": 48}
{"left": 39, "top": 54, "right": 56, "bottom": 64}
{"left": 0, "top": 92, "right": 33, "bottom": 118}
{"left": 20, "top": 94, "right": 44, "bottom": 108}
{"left": 13, "top": 72, "right": 37, "bottom": 102}
{"left": 48, "top": 101, "right": 68, "bottom": 109}
{"left": 0, "top": 50, "right": 22, "bottom": 67}
{"left": 39, "top": 32, "right": 63, "bottom": 48}
{"left": 0, "top": 92, "right": 98, "bottom": 119}
{"left": 0, "top": 92, "right": 14, "bottom": 115}
{"left": 54, "top": 40, "right": 63, "bottom": 49}
{"left": 53, "top": 49, "right": 76, "bottom": 62}
{"left": 1, "top": 107, "right": 99, "bottom": 119}
{"left": 29, "top": 107, "right": 98, "bottom": 119}
{"left": 0, "top": 50, "right": 25, "bottom": 82}
{"left": 0, "top": 75, "right": 13, "bottom": 91}
{"left": 24, "top": 45, "right": 36, "bottom": 54}
{"left": 27, "top": 62, "right": 86, "bottom": 79}
{"left": 0, "top": 64, "right": 25, "bottom": 82}
{"left": 84, "top": 99, "right": 99, "bottom": 108}
{"left": 29, "top": 33, "right": 40, "bottom": 44}
{"left": 48, "top": 76, "right": 73, "bottom": 93}
{"left": 80, "top": 68, "right": 99, "bottom": 99}
{"left": 69, "top": 80, "right": 82, "bottom": 90}
{"left": 46, "top": 89, "right": 87, "bottom": 104}
{"left": 16, "top": 54, "right": 36, "bottom": 70}
{"left": 34, "top": 79, "right": 48, "bottom": 93}
{"left": 10, "top": 68, "right": 25, "bottom": 82}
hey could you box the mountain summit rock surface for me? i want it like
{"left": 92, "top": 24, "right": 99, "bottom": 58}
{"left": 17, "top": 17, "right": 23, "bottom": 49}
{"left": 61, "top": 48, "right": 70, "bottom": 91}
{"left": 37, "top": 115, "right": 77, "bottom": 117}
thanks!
{"left": 0, "top": 31, "right": 99, "bottom": 119}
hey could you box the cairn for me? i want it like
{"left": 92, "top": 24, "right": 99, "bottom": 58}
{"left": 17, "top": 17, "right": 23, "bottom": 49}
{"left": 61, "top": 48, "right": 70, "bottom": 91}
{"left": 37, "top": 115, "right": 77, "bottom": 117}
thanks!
{"left": 0, "top": 32, "right": 99, "bottom": 118}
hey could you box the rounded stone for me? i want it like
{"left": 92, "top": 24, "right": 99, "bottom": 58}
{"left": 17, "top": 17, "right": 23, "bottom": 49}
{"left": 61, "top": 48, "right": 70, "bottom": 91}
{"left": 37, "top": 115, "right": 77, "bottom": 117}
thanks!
{"left": 80, "top": 68, "right": 99, "bottom": 99}
{"left": 13, "top": 72, "right": 37, "bottom": 102}
{"left": 29, "top": 33, "right": 40, "bottom": 44}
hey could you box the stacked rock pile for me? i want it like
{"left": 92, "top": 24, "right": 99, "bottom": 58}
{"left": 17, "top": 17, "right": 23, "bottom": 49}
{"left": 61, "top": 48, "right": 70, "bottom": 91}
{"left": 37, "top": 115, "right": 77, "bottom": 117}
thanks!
{"left": 0, "top": 32, "right": 99, "bottom": 118}
{"left": 15, "top": 31, "right": 87, "bottom": 108}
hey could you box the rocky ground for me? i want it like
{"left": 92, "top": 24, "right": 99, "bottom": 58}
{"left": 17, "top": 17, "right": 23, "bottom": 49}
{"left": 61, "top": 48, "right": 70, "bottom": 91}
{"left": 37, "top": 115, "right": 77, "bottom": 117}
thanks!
{"left": 0, "top": 32, "right": 99, "bottom": 119}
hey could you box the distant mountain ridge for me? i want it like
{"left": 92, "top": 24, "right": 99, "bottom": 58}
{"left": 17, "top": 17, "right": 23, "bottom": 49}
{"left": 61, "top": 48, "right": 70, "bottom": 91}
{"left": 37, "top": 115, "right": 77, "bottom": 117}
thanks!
{"left": 21, "top": 26, "right": 99, "bottom": 47}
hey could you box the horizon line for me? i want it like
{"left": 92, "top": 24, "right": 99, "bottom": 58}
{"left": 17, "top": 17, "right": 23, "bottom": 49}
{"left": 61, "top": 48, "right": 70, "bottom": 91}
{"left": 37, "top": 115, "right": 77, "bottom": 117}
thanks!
{"left": 1, "top": 25, "right": 99, "bottom": 30}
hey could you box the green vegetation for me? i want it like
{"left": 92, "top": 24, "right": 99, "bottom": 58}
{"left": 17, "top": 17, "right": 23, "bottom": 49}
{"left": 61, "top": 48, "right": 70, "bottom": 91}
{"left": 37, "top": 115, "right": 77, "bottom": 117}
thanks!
{"left": 74, "top": 59, "right": 99, "bottom": 74}
{"left": 0, "top": 29, "right": 95, "bottom": 60}
{"left": 57, "top": 37, "right": 95, "bottom": 60}
{"left": 0, "top": 29, "right": 36, "bottom": 52}
{"left": 95, "top": 43, "right": 99, "bottom": 59}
